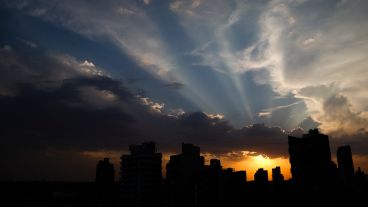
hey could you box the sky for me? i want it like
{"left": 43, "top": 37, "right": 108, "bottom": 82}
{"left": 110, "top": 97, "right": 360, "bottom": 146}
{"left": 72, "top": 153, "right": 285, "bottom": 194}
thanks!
{"left": 1, "top": 0, "right": 368, "bottom": 181}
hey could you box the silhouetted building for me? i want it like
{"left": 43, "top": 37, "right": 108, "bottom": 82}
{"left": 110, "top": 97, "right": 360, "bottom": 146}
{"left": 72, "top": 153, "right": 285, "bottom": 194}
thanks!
{"left": 96, "top": 158, "right": 115, "bottom": 205}
{"left": 96, "top": 158, "right": 115, "bottom": 184}
{"left": 288, "top": 129, "right": 337, "bottom": 188}
{"left": 337, "top": 145, "right": 355, "bottom": 186}
{"left": 233, "top": 171, "right": 247, "bottom": 185}
{"left": 203, "top": 159, "right": 222, "bottom": 207}
{"left": 120, "top": 142, "right": 162, "bottom": 207}
{"left": 166, "top": 143, "right": 205, "bottom": 207}
{"left": 272, "top": 166, "right": 284, "bottom": 183}
{"left": 218, "top": 168, "right": 247, "bottom": 206}
{"left": 355, "top": 167, "right": 367, "bottom": 185}
{"left": 254, "top": 168, "right": 268, "bottom": 184}
{"left": 210, "top": 159, "right": 222, "bottom": 173}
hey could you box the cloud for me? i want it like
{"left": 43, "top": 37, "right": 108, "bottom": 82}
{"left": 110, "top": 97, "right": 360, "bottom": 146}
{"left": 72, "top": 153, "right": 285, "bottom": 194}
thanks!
{"left": 220, "top": 0, "right": 368, "bottom": 135}
{"left": 170, "top": 1, "right": 184, "bottom": 11}
{"left": 296, "top": 84, "right": 368, "bottom": 136}
{"left": 172, "top": 0, "right": 368, "bottom": 136}
{"left": 170, "top": 0, "right": 202, "bottom": 12}
{"left": 1, "top": 46, "right": 367, "bottom": 181}
{"left": 288, "top": 127, "right": 304, "bottom": 138}
{"left": 258, "top": 111, "right": 271, "bottom": 119}
{"left": 3, "top": 0, "right": 178, "bottom": 81}
{"left": 258, "top": 101, "right": 304, "bottom": 118}
{"left": 29, "top": 7, "right": 48, "bottom": 16}
{"left": 17, "top": 38, "right": 38, "bottom": 48}
{"left": 139, "top": 96, "right": 165, "bottom": 113}
{"left": 3, "top": 0, "right": 368, "bottom": 139}
{"left": 164, "top": 81, "right": 185, "bottom": 90}
{"left": 299, "top": 116, "right": 320, "bottom": 131}
{"left": 0, "top": 47, "right": 291, "bottom": 158}
{"left": 205, "top": 112, "right": 224, "bottom": 120}
{"left": 178, "top": 0, "right": 265, "bottom": 74}
{"left": 302, "top": 37, "right": 316, "bottom": 46}
{"left": 0, "top": 0, "right": 300, "bottom": 129}
{"left": 117, "top": 6, "right": 140, "bottom": 16}
{"left": 78, "top": 86, "right": 118, "bottom": 109}
{"left": 1, "top": 45, "right": 12, "bottom": 51}
{"left": 2, "top": 0, "right": 222, "bottom": 115}
{"left": 321, "top": 94, "right": 367, "bottom": 135}
{"left": 0, "top": 47, "right": 107, "bottom": 96}
{"left": 159, "top": 0, "right": 368, "bottom": 137}
{"left": 2, "top": 0, "right": 368, "bottom": 180}
{"left": 80, "top": 60, "right": 95, "bottom": 67}
{"left": 191, "top": 0, "right": 202, "bottom": 9}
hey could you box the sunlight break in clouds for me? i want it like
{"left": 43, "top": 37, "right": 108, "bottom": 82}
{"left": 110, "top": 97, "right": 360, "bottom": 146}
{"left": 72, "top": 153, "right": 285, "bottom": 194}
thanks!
{"left": 217, "top": 0, "right": 368, "bottom": 136}
{"left": 169, "top": 0, "right": 368, "bottom": 135}
{"left": 16, "top": 0, "right": 175, "bottom": 81}
{"left": 5, "top": 0, "right": 368, "bottom": 135}
{"left": 171, "top": 0, "right": 266, "bottom": 123}
{"left": 7, "top": 0, "right": 226, "bottom": 117}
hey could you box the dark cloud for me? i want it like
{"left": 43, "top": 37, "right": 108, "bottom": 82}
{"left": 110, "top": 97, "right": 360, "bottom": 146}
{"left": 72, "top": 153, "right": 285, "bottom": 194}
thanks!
{"left": 2, "top": 46, "right": 367, "bottom": 181}
{"left": 331, "top": 133, "right": 368, "bottom": 157}
{"left": 0, "top": 78, "right": 136, "bottom": 149}
{"left": 0, "top": 46, "right": 105, "bottom": 95}
{"left": 299, "top": 116, "right": 320, "bottom": 131}
{"left": 230, "top": 124, "right": 288, "bottom": 157}
{"left": 0, "top": 47, "right": 291, "bottom": 157}
{"left": 0, "top": 80, "right": 291, "bottom": 156}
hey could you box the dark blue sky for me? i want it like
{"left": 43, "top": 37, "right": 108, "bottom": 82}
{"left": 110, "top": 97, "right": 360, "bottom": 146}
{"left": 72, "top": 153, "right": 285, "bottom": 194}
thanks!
{"left": 0, "top": 0, "right": 311, "bottom": 129}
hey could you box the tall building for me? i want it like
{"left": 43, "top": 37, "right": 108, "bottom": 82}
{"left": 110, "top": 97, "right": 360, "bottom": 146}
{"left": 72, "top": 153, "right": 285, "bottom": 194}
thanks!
{"left": 96, "top": 158, "right": 115, "bottom": 205}
{"left": 166, "top": 143, "right": 205, "bottom": 207}
{"left": 210, "top": 159, "right": 222, "bottom": 173}
{"left": 120, "top": 142, "right": 162, "bottom": 207}
{"left": 337, "top": 145, "right": 355, "bottom": 185}
{"left": 254, "top": 168, "right": 268, "bottom": 184}
{"left": 203, "top": 159, "right": 222, "bottom": 207}
{"left": 355, "top": 167, "right": 367, "bottom": 185}
{"left": 96, "top": 158, "right": 115, "bottom": 184}
{"left": 288, "top": 129, "right": 337, "bottom": 187}
{"left": 272, "top": 166, "right": 284, "bottom": 183}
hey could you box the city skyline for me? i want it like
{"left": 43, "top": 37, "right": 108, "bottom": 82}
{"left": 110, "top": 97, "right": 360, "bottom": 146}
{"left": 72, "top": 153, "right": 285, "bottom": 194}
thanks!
{"left": 2, "top": 131, "right": 367, "bottom": 206}
{"left": 97, "top": 130, "right": 361, "bottom": 182}
{"left": 1, "top": 0, "right": 368, "bottom": 182}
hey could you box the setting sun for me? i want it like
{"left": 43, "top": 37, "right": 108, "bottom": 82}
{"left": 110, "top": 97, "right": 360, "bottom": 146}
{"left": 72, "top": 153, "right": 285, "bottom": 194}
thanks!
{"left": 253, "top": 154, "right": 273, "bottom": 168}
{"left": 220, "top": 153, "right": 291, "bottom": 181}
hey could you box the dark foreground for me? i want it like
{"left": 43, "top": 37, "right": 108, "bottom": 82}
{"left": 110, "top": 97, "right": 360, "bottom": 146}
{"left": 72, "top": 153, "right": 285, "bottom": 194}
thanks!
{"left": 2, "top": 180, "right": 368, "bottom": 207}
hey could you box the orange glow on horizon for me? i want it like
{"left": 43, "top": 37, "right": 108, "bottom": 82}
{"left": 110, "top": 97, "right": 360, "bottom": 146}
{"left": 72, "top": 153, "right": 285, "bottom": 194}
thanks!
{"left": 81, "top": 149, "right": 368, "bottom": 183}
{"left": 82, "top": 150, "right": 292, "bottom": 181}
{"left": 221, "top": 154, "right": 291, "bottom": 181}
